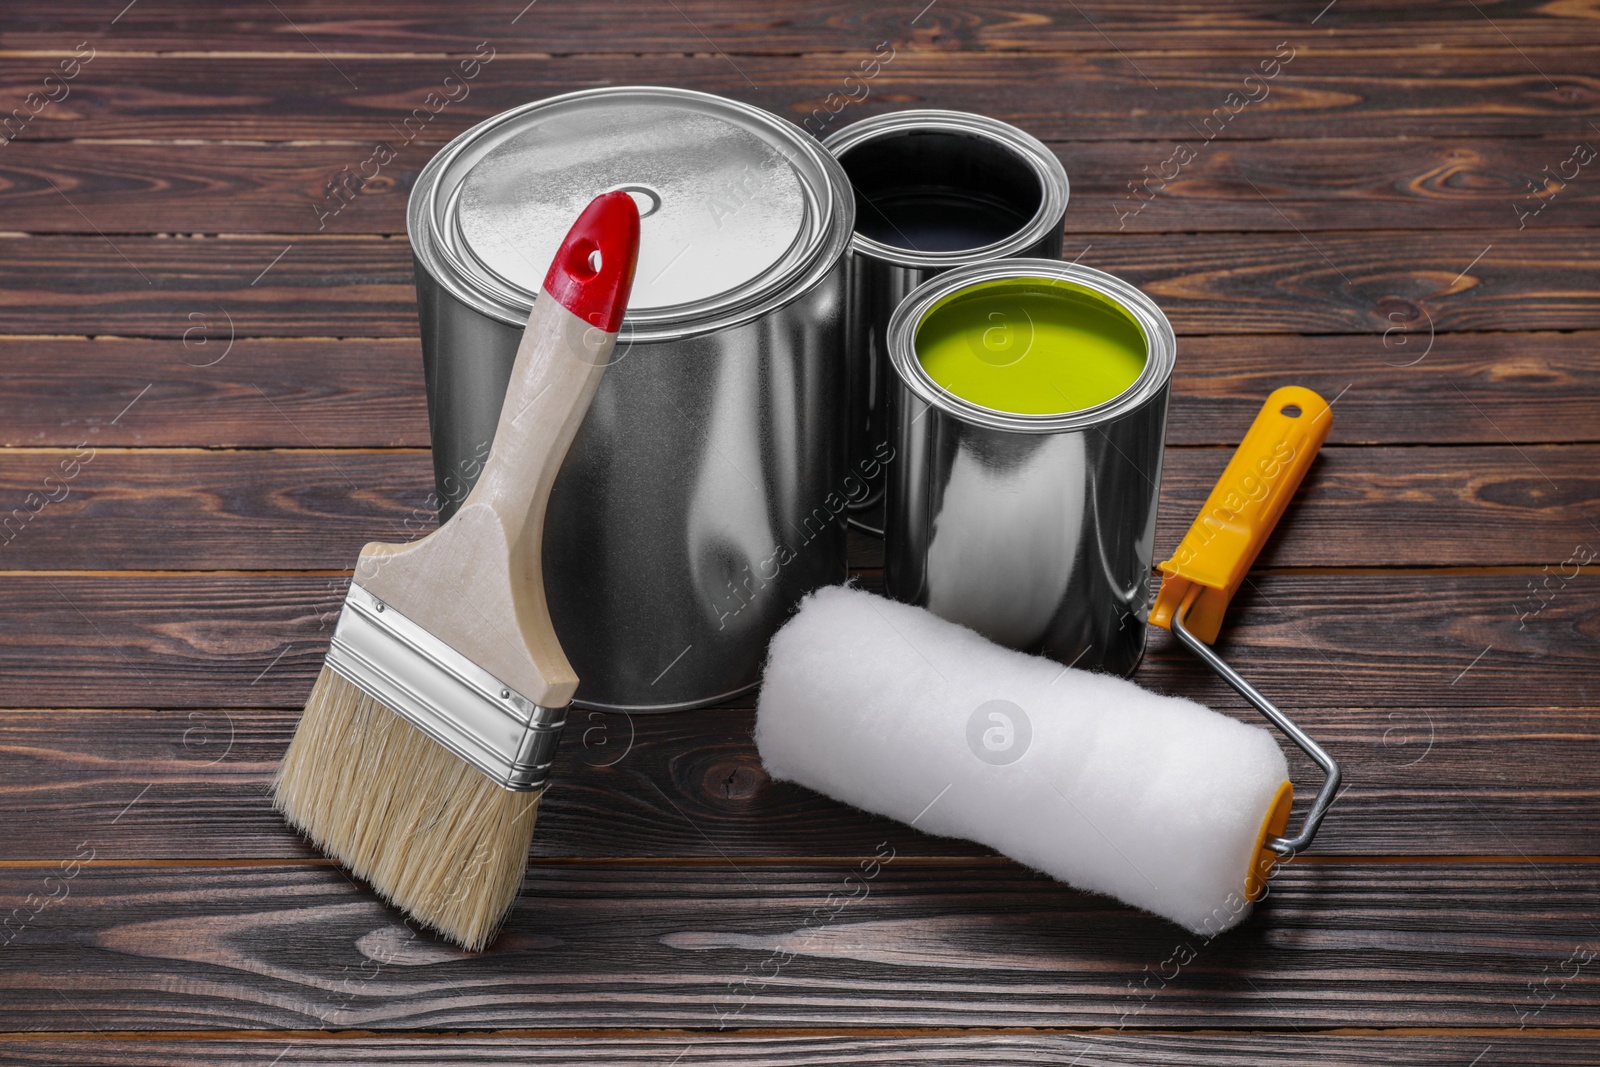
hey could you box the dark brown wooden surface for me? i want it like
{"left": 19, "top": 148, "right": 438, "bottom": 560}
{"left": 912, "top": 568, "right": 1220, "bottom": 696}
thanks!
{"left": 2, "top": 703, "right": 1595, "bottom": 860}
{"left": 5, "top": 52, "right": 1600, "bottom": 144}
{"left": 2, "top": 861, "right": 1599, "bottom": 1031}
{"left": 0, "top": 445, "right": 1591, "bottom": 570}
{"left": 5, "top": 230, "right": 1597, "bottom": 338}
{"left": 10, "top": 138, "right": 1600, "bottom": 235}
{"left": 0, "top": 572, "right": 1588, "bottom": 710}
{"left": 7, "top": 1, "right": 1600, "bottom": 53}
{"left": 2, "top": 1033, "right": 1598, "bottom": 1067}
{"left": 4, "top": 333, "right": 1596, "bottom": 448}
{"left": 1, "top": 2, "right": 1596, "bottom": 1063}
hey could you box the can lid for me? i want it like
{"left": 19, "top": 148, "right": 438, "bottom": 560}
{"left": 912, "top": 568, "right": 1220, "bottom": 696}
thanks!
{"left": 885, "top": 259, "right": 1176, "bottom": 436}
{"left": 426, "top": 88, "right": 829, "bottom": 326}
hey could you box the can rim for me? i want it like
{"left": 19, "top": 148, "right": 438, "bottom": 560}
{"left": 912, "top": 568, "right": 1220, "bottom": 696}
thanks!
{"left": 408, "top": 86, "right": 855, "bottom": 342}
{"left": 823, "top": 110, "right": 1070, "bottom": 270}
{"left": 886, "top": 259, "right": 1176, "bottom": 435}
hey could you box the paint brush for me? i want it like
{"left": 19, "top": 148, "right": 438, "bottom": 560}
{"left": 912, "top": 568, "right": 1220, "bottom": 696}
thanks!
{"left": 273, "top": 191, "right": 640, "bottom": 950}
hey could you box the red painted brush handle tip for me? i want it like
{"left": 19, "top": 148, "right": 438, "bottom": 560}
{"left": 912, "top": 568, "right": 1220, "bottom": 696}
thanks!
{"left": 541, "top": 191, "right": 641, "bottom": 334}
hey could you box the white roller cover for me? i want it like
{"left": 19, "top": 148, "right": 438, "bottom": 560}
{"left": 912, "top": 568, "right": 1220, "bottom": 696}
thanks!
{"left": 755, "top": 585, "right": 1291, "bottom": 934}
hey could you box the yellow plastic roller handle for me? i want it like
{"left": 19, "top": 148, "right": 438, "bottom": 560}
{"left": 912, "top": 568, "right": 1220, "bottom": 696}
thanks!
{"left": 1150, "top": 385, "right": 1332, "bottom": 643}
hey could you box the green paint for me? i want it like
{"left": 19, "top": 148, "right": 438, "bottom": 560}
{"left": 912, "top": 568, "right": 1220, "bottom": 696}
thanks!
{"left": 914, "top": 277, "right": 1148, "bottom": 416}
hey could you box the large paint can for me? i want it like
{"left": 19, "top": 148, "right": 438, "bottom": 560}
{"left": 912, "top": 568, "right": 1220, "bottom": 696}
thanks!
{"left": 823, "top": 110, "right": 1069, "bottom": 529}
{"left": 883, "top": 259, "right": 1175, "bottom": 676}
{"left": 409, "top": 87, "right": 855, "bottom": 710}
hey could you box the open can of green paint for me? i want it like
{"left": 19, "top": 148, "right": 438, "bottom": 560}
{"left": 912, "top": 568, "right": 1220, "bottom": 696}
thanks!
{"left": 883, "top": 259, "right": 1175, "bottom": 675}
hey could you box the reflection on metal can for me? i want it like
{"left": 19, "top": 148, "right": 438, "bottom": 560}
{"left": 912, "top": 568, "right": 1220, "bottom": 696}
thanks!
{"left": 409, "top": 87, "right": 855, "bottom": 710}
{"left": 824, "top": 110, "right": 1069, "bottom": 529}
{"left": 883, "top": 259, "right": 1175, "bottom": 676}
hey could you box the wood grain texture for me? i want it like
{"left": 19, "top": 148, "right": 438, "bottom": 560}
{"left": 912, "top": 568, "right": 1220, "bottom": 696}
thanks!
{"left": 1, "top": 861, "right": 1597, "bottom": 1030}
{"left": 0, "top": 1033, "right": 1592, "bottom": 1066}
{"left": 0, "top": 339, "right": 431, "bottom": 449}
{"left": 3, "top": 52, "right": 1599, "bottom": 145}
{"left": 1090, "top": 229, "right": 1600, "bottom": 335}
{"left": 0, "top": 236, "right": 417, "bottom": 338}
{"left": 0, "top": 141, "right": 430, "bottom": 237}
{"left": 1070, "top": 135, "right": 1600, "bottom": 234}
{"left": 0, "top": 573, "right": 1588, "bottom": 711}
{"left": 0, "top": 701, "right": 1595, "bottom": 861}
{"left": 8, "top": 138, "right": 1600, "bottom": 235}
{"left": 4, "top": 230, "right": 1600, "bottom": 337}
{"left": 1158, "top": 443, "right": 1600, "bottom": 568}
{"left": 0, "top": 445, "right": 1594, "bottom": 570}
{"left": 0, "top": 0, "right": 1596, "bottom": 1049}
{"left": 1168, "top": 332, "right": 1600, "bottom": 446}
{"left": 6, "top": 0, "right": 1600, "bottom": 53}
{"left": 0, "top": 451, "right": 434, "bottom": 571}
{"left": 1, "top": 333, "right": 1593, "bottom": 448}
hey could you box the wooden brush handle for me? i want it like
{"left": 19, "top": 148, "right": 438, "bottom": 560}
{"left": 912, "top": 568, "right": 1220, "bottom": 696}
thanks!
{"left": 357, "top": 192, "right": 640, "bottom": 707}
{"left": 463, "top": 214, "right": 639, "bottom": 543}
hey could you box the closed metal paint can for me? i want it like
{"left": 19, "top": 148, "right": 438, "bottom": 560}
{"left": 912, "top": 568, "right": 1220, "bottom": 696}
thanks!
{"left": 883, "top": 260, "right": 1175, "bottom": 676}
{"left": 408, "top": 86, "right": 855, "bottom": 711}
{"left": 823, "top": 110, "right": 1069, "bottom": 526}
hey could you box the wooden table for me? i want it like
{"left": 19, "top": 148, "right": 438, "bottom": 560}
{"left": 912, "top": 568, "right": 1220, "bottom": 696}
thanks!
{"left": 2, "top": 3, "right": 1598, "bottom": 1063}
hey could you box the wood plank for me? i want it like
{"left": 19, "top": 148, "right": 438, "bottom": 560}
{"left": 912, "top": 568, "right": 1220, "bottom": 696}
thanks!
{"left": 0, "top": 860, "right": 1597, "bottom": 1030}
{"left": 0, "top": 339, "right": 431, "bottom": 449}
{"left": 0, "top": 573, "right": 1588, "bottom": 711}
{"left": 1070, "top": 135, "right": 1600, "bottom": 234}
{"left": 3, "top": 52, "right": 1599, "bottom": 145}
{"left": 8, "top": 138, "right": 1600, "bottom": 236}
{"left": 1089, "top": 229, "right": 1600, "bottom": 336}
{"left": 1, "top": 701, "right": 1595, "bottom": 861}
{"left": 0, "top": 236, "right": 418, "bottom": 338}
{"left": 1, "top": 333, "right": 1592, "bottom": 449}
{"left": 0, "top": 141, "right": 430, "bottom": 238}
{"left": 0, "top": 450, "right": 435, "bottom": 571}
{"left": 1169, "top": 332, "right": 1600, "bottom": 447}
{"left": 0, "top": 445, "right": 1593, "bottom": 570}
{"left": 6, "top": 0, "right": 1600, "bottom": 53}
{"left": 1159, "top": 444, "right": 1600, "bottom": 569}
{"left": 0, "top": 1033, "right": 1592, "bottom": 1066}
{"left": 5, "top": 230, "right": 1599, "bottom": 338}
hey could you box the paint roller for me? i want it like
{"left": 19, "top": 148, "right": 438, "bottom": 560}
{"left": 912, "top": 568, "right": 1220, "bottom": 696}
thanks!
{"left": 755, "top": 388, "right": 1341, "bottom": 934}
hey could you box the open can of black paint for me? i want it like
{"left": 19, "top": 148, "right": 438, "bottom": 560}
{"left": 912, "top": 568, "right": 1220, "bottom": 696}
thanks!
{"left": 824, "top": 110, "right": 1070, "bottom": 530}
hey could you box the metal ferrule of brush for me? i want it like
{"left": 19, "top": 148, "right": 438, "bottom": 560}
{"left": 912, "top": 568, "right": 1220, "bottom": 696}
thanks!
{"left": 325, "top": 583, "right": 567, "bottom": 791}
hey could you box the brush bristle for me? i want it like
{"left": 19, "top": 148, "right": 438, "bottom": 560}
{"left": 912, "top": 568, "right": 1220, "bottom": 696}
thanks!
{"left": 272, "top": 665, "right": 540, "bottom": 952}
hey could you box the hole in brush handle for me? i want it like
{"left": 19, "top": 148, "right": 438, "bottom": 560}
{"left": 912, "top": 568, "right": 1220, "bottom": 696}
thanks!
{"left": 541, "top": 190, "right": 641, "bottom": 333}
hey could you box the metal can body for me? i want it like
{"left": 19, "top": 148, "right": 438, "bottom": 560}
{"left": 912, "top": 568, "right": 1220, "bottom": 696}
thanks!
{"left": 883, "top": 260, "right": 1175, "bottom": 676}
{"left": 824, "top": 111, "right": 1069, "bottom": 523}
{"left": 409, "top": 87, "right": 855, "bottom": 711}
